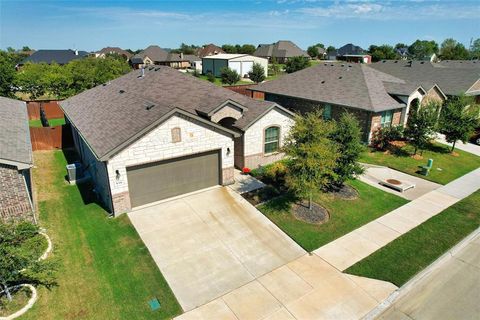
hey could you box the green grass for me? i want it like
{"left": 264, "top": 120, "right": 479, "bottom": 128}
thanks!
{"left": 24, "top": 150, "right": 181, "bottom": 320}
{"left": 48, "top": 118, "right": 66, "bottom": 127}
{"left": 29, "top": 119, "right": 42, "bottom": 127}
{"left": 0, "top": 287, "right": 32, "bottom": 317}
{"left": 360, "top": 142, "right": 480, "bottom": 185}
{"left": 346, "top": 190, "right": 480, "bottom": 286}
{"left": 197, "top": 75, "right": 253, "bottom": 86}
{"left": 258, "top": 179, "right": 409, "bottom": 251}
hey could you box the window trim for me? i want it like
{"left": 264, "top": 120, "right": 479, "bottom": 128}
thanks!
{"left": 380, "top": 110, "right": 393, "bottom": 128}
{"left": 263, "top": 125, "right": 281, "bottom": 155}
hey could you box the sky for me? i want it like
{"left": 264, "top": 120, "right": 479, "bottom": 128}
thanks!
{"left": 0, "top": 0, "right": 479, "bottom": 51}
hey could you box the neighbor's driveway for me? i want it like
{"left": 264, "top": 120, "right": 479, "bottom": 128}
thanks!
{"left": 128, "top": 187, "right": 305, "bottom": 311}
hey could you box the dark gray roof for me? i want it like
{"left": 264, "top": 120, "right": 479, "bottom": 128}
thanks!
{"left": 371, "top": 60, "right": 480, "bottom": 96}
{"left": 337, "top": 44, "right": 365, "bottom": 56}
{"left": 20, "top": 49, "right": 88, "bottom": 65}
{"left": 435, "top": 60, "right": 480, "bottom": 69}
{"left": 61, "top": 66, "right": 281, "bottom": 160}
{"left": 0, "top": 97, "right": 32, "bottom": 168}
{"left": 254, "top": 41, "right": 309, "bottom": 59}
{"left": 253, "top": 63, "right": 406, "bottom": 112}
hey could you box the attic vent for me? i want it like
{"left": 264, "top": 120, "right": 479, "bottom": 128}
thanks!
{"left": 338, "top": 76, "right": 343, "bottom": 79}
{"left": 144, "top": 102, "right": 155, "bottom": 110}
{"left": 321, "top": 80, "right": 325, "bottom": 84}
{"left": 119, "top": 90, "right": 125, "bottom": 94}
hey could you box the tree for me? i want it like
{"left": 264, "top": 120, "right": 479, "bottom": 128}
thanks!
{"left": 470, "top": 38, "right": 480, "bottom": 59}
{"left": 439, "top": 95, "right": 480, "bottom": 152}
{"left": 408, "top": 40, "right": 439, "bottom": 60}
{"left": 21, "top": 46, "right": 32, "bottom": 52}
{"left": 307, "top": 45, "right": 319, "bottom": 58}
{"left": 0, "top": 51, "right": 17, "bottom": 97}
{"left": 326, "top": 46, "right": 336, "bottom": 53}
{"left": 395, "top": 43, "right": 408, "bottom": 50}
{"left": 330, "top": 113, "right": 365, "bottom": 187}
{"left": 220, "top": 67, "right": 240, "bottom": 85}
{"left": 269, "top": 56, "right": 281, "bottom": 76}
{"left": 0, "top": 221, "right": 56, "bottom": 302}
{"left": 285, "top": 56, "right": 310, "bottom": 73}
{"left": 404, "top": 102, "right": 440, "bottom": 155}
{"left": 439, "top": 38, "right": 469, "bottom": 60}
{"left": 248, "top": 63, "right": 266, "bottom": 83}
{"left": 239, "top": 44, "right": 256, "bottom": 54}
{"left": 222, "top": 44, "right": 237, "bottom": 54}
{"left": 284, "top": 110, "right": 339, "bottom": 210}
{"left": 15, "top": 62, "right": 51, "bottom": 99}
{"left": 368, "top": 44, "right": 397, "bottom": 62}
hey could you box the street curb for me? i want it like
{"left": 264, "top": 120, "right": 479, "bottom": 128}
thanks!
{"left": 362, "top": 226, "right": 480, "bottom": 320}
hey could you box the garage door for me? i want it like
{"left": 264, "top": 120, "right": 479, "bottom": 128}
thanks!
{"left": 127, "top": 150, "right": 221, "bottom": 208}
{"left": 229, "top": 61, "right": 242, "bottom": 76}
{"left": 241, "top": 61, "right": 253, "bottom": 77}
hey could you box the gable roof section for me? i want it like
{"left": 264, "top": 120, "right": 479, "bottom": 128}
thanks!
{"left": 0, "top": 97, "right": 32, "bottom": 169}
{"left": 337, "top": 44, "right": 365, "bottom": 56}
{"left": 254, "top": 41, "right": 309, "bottom": 59}
{"left": 196, "top": 44, "right": 225, "bottom": 58}
{"left": 371, "top": 60, "right": 480, "bottom": 96}
{"left": 96, "top": 47, "right": 132, "bottom": 59}
{"left": 131, "top": 45, "right": 169, "bottom": 63}
{"left": 252, "top": 63, "right": 406, "bottom": 112}
{"left": 20, "top": 49, "right": 88, "bottom": 65}
{"left": 61, "top": 66, "right": 278, "bottom": 160}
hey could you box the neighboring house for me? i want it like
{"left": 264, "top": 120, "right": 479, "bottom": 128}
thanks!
{"left": 334, "top": 43, "right": 371, "bottom": 63}
{"left": 0, "top": 97, "right": 34, "bottom": 223}
{"left": 61, "top": 66, "right": 293, "bottom": 215}
{"left": 316, "top": 47, "right": 326, "bottom": 59}
{"left": 130, "top": 45, "right": 200, "bottom": 69}
{"left": 253, "top": 40, "right": 309, "bottom": 63}
{"left": 95, "top": 47, "right": 132, "bottom": 60}
{"left": 196, "top": 43, "right": 225, "bottom": 58}
{"left": 395, "top": 47, "right": 410, "bottom": 60}
{"left": 202, "top": 54, "right": 268, "bottom": 78}
{"left": 17, "top": 49, "right": 88, "bottom": 67}
{"left": 249, "top": 63, "right": 446, "bottom": 142}
{"left": 371, "top": 60, "right": 480, "bottom": 100}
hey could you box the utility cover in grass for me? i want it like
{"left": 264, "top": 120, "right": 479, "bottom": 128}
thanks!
{"left": 293, "top": 202, "right": 329, "bottom": 224}
{"left": 148, "top": 298, "right": 161, "bottom": 311}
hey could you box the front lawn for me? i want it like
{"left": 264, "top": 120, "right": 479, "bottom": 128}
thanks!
{"left": 360, "top": 142, "right": 480, "bottom": 185}
{"left": 257, "top": 179, "right": 409, "bottom": 251}
{"left": 345, "top": 190, "right": 480, "bottom": 286}
{"left": 197, "top": 74, "right": 252, "bottom": 86}
{"left": 24, "top": 150, "right": 181, "bottom": 320}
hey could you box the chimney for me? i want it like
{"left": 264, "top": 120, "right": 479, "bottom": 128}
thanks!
{"left": 180, "top": 52, "right": 184, "bottom": 59}
{"left": 75, "top": 50, "right": 78, "bottom": 56}
{"left": 141, "top": 66, "right": 145, "bottom": 77}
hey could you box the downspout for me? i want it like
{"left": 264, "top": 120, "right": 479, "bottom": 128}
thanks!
{"left": 104, "top": 161, "right": 115, "bottom": 217}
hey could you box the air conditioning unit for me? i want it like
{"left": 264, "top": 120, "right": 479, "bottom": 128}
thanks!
{"left": 66, "top": 162, "right": 83, "bottom": 184}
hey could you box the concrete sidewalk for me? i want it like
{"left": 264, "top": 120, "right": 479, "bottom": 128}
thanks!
{"left": 315, "top": 167, "right": 480, "bottom": 271}
{"left": 436, "top": 134, "right": 480, "bottom": 156}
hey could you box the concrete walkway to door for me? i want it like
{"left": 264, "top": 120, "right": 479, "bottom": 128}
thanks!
{"left": 128, "top": 187, "right": 305, "bottom": 312}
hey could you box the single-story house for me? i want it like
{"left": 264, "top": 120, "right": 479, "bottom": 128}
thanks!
{"left": 0, "top": 97, "right": 34, "bottom": 223}
{"left": 249, "top": 63, "right": 446, "bottom": 142}
{"left": 17, "top": 49, "right": 88, "bottom": 67}
{"left": 333, "top": 44, "right": 371, "bottom": 63}
{"left": 371, "top": 60, "right": 480, "bottom": 102}
{"left": 196, "top": 43, "right": 225, "bottom": 58}
{"left": 202, "top": 54, "right": 268, "bottom": 78}
{"left": 95, "top": 47, "right": 132, "bottom": 60}
{"left": 130, "top": 45, "right": 200, "bottom": 70}
{"left": 61, "top": 66, "right": 293, "bottom": 215}
{"left": 253, "top": 40, "right": 309, "bottom": 63}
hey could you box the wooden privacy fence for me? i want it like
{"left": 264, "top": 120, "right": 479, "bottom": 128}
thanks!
{"left": 224, "top": 84, "right": 257, "bottom": 98}
{"left": 27, "top": 100, "right": 64, "bottom": 120}
{"left": 30, "top": 125, "right": 73, "bottom": 151}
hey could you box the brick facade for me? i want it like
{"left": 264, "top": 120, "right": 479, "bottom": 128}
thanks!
{"left": 0, "top": 164, "right": 34, "bottom": 223}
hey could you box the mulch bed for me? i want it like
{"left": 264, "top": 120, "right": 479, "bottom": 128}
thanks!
{"left": 293, "top": 202, "right": 329, "bottom": 225}
{"left": 327, "top": 184, "right": 359, "bottom": 200}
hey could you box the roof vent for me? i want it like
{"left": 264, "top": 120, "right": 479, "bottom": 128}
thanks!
{"left": 144, "top": 102, "right": 155, "bottom": 110}
{"left": 338, "top": 76, "right": 342, "bottom": 79}
{"left": 149, "top": 66, "right": 155, "bottom": 70}
{"left": 348, "top": 65, "right": 352, "bottom": 67}
{"left": 119, "top": 90, "right": 125, "bottom": 94}
{"left": 394, "top": 60, "right": 398, "bottom": 63}
{"left": 330, "top": 64, "right": 334, "bottom": 66}
{"left": 420, "top": 61, "right": 424, "bottom": 64}
{"left": 321, "top": 80, "right": 325, "bottom": 84}
{"left": 341, "top": 64, "right": 345, "bottom": 67}
{"left": 154, "top": 67, "right": 161, "bottom": 71}
{"left": 324, "top": 63, "right": 327, "bottom": 66}
{"left": 102, "top": 83, "right": 108, "bottom": 86}
{"left": 382, "top": 60, "right": 386, "bottom": 63}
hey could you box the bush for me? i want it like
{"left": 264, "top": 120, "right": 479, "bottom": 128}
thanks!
{"left": 264, "top": 161, "right": 287, "bottom": 184}
{"left": 371, "top": 126, "right": 404, "bottom": 151}
{"left": 206, "top": 72, "right": 215, "bottom": 83}
{"left": 285, "top": 56, "right": 310, "bottom": 73}
{"left": 220, "top": 67, "right": 240, "bottom": 85}
{"left": 192, "top": 69, "right": 200, "bottom": 77}
{"left": 248, "top": 63, "right": 266, "bottom": 84}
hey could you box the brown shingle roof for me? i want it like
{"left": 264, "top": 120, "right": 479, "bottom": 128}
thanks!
{"left": 96, "top": 47, "right": 132, "bottom": 59}
{"left": 61, "top": 66, "right": 279, "bottom": 160}
{"left": 254, "top": 41, "right": 309, "bottom": 59}
{"left": 253, "top": 63, "right": 406, "bottom": 112}
{"left": 0, "top": 97, "right": 32, "bottom": 168}
{"left": 196, "top": 44, "right": 225, "bottom": 58}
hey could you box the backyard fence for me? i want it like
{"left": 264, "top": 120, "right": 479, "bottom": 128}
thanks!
{"left": 27, "top": 100, "right": 64, "bottom": 120}
{"left": 30, "top": 124, "right": 73, "bottom": 151}
{"left": 224, "top": 84, "right": 257, "bottom": 98}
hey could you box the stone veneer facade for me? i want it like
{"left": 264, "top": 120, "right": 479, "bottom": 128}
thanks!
{"left": 106, "top": 114, "right": 234, "bottom": 215}
{"left": 239, "top": 108, "right": 294, "bottom": 169}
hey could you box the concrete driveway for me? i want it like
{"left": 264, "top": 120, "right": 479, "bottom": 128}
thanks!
{"left": 128, "top": 187, "right": 305, "bottom": 311}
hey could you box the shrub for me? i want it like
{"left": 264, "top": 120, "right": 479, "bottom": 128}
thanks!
{"left": 206, "top": 72, "right": 215, "bottom": 83}
{"left": 285, "top": 56, "right": 310, "bottom": 73}
{"left": 371, "top": 125, "right": 404, "bottom": 150}
{"left": 220, "top": 67, "right": 240, "bottom": 85}
{"left": 248, "top": 63, "right": 266, "bottom": 84}
{"left": 192, "top": 69, "right": 200, "bottom": 77}
{"left": 264, "top": 161, "right": 287, "bottom": 184}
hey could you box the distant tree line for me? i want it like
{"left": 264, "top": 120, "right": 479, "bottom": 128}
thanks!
{"left": 0, "top": 49, "right": 131, "bottom": 100}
